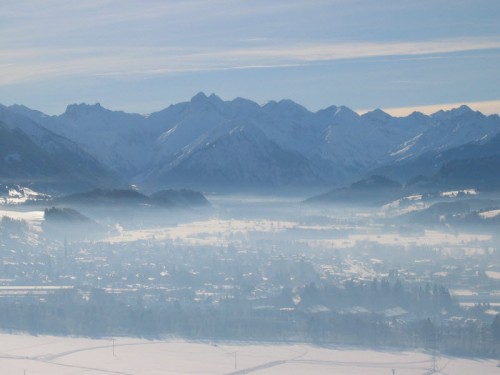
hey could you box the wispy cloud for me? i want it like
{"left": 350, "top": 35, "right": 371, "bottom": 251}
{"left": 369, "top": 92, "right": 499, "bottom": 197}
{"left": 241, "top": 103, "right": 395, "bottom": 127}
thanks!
{"left": 2, "top": 37, "right": 500, "bottom": 85}
{"left": 1, "top": 0, "right": 499, "bottom": 114}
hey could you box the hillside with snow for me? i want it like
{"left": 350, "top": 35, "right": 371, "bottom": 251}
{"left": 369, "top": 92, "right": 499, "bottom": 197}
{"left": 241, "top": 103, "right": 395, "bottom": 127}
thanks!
{"left": 0, "top": 105, "right": 121, "bottom": 192}
{"left": 5, "top": 94, "right": 500, "bottom": 192}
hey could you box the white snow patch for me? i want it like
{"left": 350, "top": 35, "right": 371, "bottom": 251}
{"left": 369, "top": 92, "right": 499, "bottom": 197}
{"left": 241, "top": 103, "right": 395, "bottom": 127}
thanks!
{"left": 384, "top": 307, "right": 408, "bottom": 318}
{"left": 106, "top": 219, "right": 297, "bottom": 245}
{"left": 305, "top": 230, "right": 491, "bottom": 249}
{"left": 485, "top": 270, "right": 500, "bottom": 280}
{"left": 441, "top": 189, "right": 477, "bottom": 198}
{"left": 1, "top": 186, "right": 49, "bottom": 205}
{"left": 450, "top": 289, "right": 477, "bottom": 297}
{"left": 390, "top": 133, "right": 422, "bottom": 157}
{"left": 382, "top": 195, "right": 427, "bottom": 215}
{"left": 479, "top": 209, "right": 500, "bottom": 219}
{"left": 485, "top": 309, "right": 500, "bottom": 316}
{"left": 0, "top": 209, "right": 44, "bottom": 225}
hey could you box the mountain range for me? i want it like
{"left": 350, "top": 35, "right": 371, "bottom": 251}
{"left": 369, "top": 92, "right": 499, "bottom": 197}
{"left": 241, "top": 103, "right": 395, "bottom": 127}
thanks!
{"left": 3, "top": 93, "right": 500, "bottom": 194}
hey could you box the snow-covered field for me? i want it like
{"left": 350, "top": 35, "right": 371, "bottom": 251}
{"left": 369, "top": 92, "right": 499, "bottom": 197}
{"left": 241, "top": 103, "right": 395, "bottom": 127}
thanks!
{"left": 106, "top": 219, "right": 297, "bottom": 245}
{"left": 480, "top": 209, "right": 500, "bottom": 219}
{"left": 0, "top": 334, "right": 497, "bottom": 374}
{"left": 0, "top": 209, "right": 44, "bottom": 224}
{"left": 105, "top": 216, "right": 492, "bottom": 249}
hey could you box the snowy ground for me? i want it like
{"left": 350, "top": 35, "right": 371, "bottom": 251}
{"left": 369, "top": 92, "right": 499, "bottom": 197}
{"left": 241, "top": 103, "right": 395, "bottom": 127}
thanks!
{"left": 0, "top": 209, "right": 44, "bottom": 225}
{"left": 106, "top": 218, "right": 297, "bottom": 245}
{"left": 0, "top": 334, "right": 497, "bottom": 375}
{"left": 104, "top": 217, "right": 491, "bottom": 249}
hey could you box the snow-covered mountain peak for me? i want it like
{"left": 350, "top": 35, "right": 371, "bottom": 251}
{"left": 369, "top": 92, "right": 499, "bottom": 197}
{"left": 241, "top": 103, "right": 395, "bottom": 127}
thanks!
{"left": 362, "top": 108, "right": 392, "bottom": 122}
{"left": 336, "top": 105, "right": 355, "bottom": 115}
{"left": 278, "top": 98, "right": 301, "bottom": 106}
{"left": 332, "top": 106, "right": 360, "bottom": 123}
{"left": 0, "top": 104, "right": 48, "bottom": 140}
{"left": 8, "top": 104, "right": 49, "bottom": 119}
{"left": 190, "top": 92, "right": 208, "bottom": 103}
{"left": 431, "top": 104, "right": 481, "bottom": 121}
{"left": 227, "top": 97, "right": 261, "bottom": 116}
{"left": 318, "top": 104, "right": 338, "bottom": 113}
{"left": 188, "top": 92, "right": 226, "bottom": 113}
{"left": 405, "top": 111, "right": 428, "bottom": 121}
{"left": 452, "top": 104, "right": 474, "bottom": 115}
{"left": 64, "top": 102, "right": 105, "bottom": 118}
{"left": 315, "top": 105, "right": 360, "bottom": 126}
{"left": 262, "top": 99, "right": 309, "bottom": 117}
{"left": 0, "top": 105, "right": 119, "bottom": 191}
{"left": 208, "top": 93, "right": 223, "bottom": 103}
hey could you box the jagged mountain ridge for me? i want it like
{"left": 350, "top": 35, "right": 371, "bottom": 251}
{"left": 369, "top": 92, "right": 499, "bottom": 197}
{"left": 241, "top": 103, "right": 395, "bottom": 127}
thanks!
{"left": 6, "top": 94, "right": 500, "bottom": 191}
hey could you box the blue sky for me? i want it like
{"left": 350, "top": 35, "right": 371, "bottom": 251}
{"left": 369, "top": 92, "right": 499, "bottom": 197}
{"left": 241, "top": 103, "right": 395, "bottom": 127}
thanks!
{"left": 1, "top": 0, "right": 500, "bottom": 115}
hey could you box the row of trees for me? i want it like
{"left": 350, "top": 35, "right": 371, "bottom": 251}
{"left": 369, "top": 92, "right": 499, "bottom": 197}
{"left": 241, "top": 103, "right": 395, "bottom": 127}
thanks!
{"left": 0, "top": 284, "right": 497, "bottom": 357}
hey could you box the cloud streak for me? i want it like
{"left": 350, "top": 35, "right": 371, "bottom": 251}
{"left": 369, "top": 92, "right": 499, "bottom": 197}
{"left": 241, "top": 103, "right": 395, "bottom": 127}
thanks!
{"left": 2, "top": 37, "right": 500, "bottom": 85}
{"left": 1, "top": 0, "right": 499, "bottom": 114}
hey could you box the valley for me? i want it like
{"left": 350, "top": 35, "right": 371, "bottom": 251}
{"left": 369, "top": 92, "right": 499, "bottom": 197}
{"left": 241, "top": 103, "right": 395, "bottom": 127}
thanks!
{"left": 3, "top": 0, "right": 500, "bottom": 373}
{"left": 0, "top": 192, "right": 498, "bottom": 358}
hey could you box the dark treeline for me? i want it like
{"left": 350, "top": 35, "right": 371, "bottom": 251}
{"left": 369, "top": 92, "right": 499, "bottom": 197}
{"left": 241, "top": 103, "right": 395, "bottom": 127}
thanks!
{"left": 0, "top": 281, "right": 498, "bottom": 358}
{"left": 295, "top": 279, "right": 456, "bottom": 316}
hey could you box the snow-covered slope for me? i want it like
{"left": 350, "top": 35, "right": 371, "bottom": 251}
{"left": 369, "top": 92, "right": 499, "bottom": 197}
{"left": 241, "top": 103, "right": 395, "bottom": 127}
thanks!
{"left": 388, "top": 106, "right": 500, "bottom": 161}
{"left": 0, "top": 105, "right": 120, "bottom": 192}
{"left": 145, "top": 123, "right": 322, "bottom": 189}
{"left": 371, "top": 108, "right": 500, "bottom": 182}
{"left": 9, "top": 103, "right": 150, "bottom": 177}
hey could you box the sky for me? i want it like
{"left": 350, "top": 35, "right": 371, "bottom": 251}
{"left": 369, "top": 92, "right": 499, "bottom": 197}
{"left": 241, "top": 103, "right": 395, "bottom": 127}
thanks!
{"left": 1, "top": 0, "right": 500, "bottom": 116}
